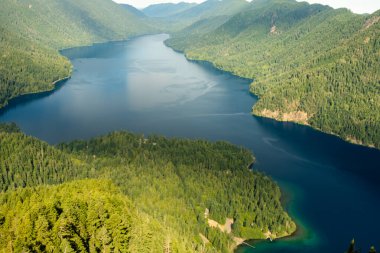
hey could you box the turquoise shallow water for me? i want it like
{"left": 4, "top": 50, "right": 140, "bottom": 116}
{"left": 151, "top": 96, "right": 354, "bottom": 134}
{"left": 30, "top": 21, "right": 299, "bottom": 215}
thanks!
{"left": 236, "top": 181, "right": 320, "bottom": 252}
{"left": 1, "top": 34, "right": 379, "bottom": 252}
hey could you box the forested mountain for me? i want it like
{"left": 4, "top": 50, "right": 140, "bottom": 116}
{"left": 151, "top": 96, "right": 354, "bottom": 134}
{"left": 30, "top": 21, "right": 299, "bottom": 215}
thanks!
{"left": 173, "top": 15, "right": 233, "bottom": 37}
{"left": 166, "top": 0, "right": 380, "bottom": 148}
{"left": 0, "top": 129, "right": 89, "bottom": 192}
{"left": 142, "top": 0, "right": 250, "bottom": 31}
{"left": 168, "top": 0, "right": 249, "bottom": 21}
{"left": 0, "top": 124, "right": 295, "bottom": 252}
{"left": 0, "top": 0, "right": 154, "bottom": 109}
{"left": 0, "top": 179, "right": 167, "bottom": 253}
{"left": 120, "top": 4, "right": 146, "bottom": 17}
{"left": 0, "top": 26, "right": 72, "bottom": 109}
{"left": 142, "top": 2, "right": 197, "bottom": 17}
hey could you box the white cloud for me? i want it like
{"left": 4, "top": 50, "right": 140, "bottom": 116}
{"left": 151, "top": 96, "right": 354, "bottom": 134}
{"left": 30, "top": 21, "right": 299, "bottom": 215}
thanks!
{"left": 113, "top": 0, "right": 380, "bottom": 14}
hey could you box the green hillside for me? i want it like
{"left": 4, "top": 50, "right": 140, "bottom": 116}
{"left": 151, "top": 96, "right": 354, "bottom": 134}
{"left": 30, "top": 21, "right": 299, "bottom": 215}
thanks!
{"left": 166, "top": 0, "right": 380, "bottom": 148}
{"left": 169, "top": 0, "right": 249, "bottom": 21}
{"left": 142, "top": 2, "right": 197, "bottom": 18}
{"left": 0, "top": 179, "right": 168, "bottom": 253}
{"left": 120, "top": 4, "right": 146, "bottom": 17}
{"left": 0, "top": 124, "right": 295, "bottom": 252}
{"left": 144, "top": 0, "right": 250, "bottom": 32}
{"left": 173, "top": 15, "right": 233, "bottom": 37}
{"left": 0, "top": 0, "right": 154, "bottom": 109}
{"left": 0, "top": 126, "right": 89, "bottom": 192}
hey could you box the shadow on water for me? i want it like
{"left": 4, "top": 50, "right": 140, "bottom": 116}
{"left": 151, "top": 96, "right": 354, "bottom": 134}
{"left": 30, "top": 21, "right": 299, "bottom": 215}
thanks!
{"left": 254, "top": 116, "right": 380, "bottom": 188}
{"left": 0, "top": 78, "right": 69, "bottom": 117}
{"left": 60, "top": 40, "right": 132, "bottom": 60}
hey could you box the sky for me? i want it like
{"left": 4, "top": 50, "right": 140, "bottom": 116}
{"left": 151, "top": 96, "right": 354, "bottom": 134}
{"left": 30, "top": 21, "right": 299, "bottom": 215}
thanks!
{"left": 113, "top": 0, "right": 380, "bottom": 14}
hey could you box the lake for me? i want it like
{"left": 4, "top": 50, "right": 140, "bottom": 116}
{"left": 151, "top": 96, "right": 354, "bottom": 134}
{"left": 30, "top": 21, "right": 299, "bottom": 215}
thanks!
{"left": 0, "top": 34, "right": 379, "bottom": 252}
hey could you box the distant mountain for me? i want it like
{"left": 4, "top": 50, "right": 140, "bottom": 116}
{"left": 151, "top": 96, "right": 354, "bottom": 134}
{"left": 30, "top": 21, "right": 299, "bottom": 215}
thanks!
{"left": 170, "top": 0, "right": 249, "bottom": 20}
{"left": 143, "top": 0, "right": 249, "bottom": 31}
{"left": 142, "top": 2, "right": 197, "bottom": 18}
{"left": 174, "top": 15, "right": 232, "bottom": 36}
{"left": 167, "top": 0, "right": 380, "bottom": 148}
{"left": 120, "top": 3, "right": 146, "bottom": 17}
{"left": 0, "top": 0, "right": 154, "bottom": 109}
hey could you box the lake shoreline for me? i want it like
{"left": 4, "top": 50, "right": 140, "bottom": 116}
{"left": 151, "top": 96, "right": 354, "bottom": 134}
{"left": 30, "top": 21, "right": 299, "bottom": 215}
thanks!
{"left": 0, "top": 76, "right": 71, "bottom": 115}
{"left": 2, "top": 34, "right": 379, "bottom": 252}
{"left": 0, "top": 32, "right": 161, "bottom": 112}
{"left": 163, "top": 38, "right": 378, "bottom": 151}
{"left": 164, "top": 40, "right": 321, "bottom": 252}
{"left": 1, "top": 35, "right": 302, "bottom": 252}
{"left": 235, "top": 180, "right": 317, "bottom": 252}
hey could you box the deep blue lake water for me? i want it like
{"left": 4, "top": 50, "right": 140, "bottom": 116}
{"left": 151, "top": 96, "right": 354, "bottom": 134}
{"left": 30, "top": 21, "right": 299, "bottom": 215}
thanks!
{"left": 0, "top": 34, "right": 379, "bottom": 252}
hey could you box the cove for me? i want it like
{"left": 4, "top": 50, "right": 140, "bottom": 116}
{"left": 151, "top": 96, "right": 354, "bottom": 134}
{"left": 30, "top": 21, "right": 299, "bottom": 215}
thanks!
{"left": 0, "top": 34, "right": 379, "bottom": 252}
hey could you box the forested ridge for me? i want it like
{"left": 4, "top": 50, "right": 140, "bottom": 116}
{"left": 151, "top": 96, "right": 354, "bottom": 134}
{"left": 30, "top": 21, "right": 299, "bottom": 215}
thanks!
{"left": 0, "top": 124, "right": 295, "bottom": 252}
{"left": 3, "top": 0, "right": 378, "bottom": 148}
{"left": 166, "top": 0, "right": 380, "bottom": 148}
{"left": 0, "top": 126, "right": 89, "bottom": 192}
{"left": 0, "top": 0, "right": 154, "bottom": 109}
{"left": 142, "top": 2, "right": 197, "bottom": 18}
{"left": 1, "top": 0, "right": 379, "bottom": 251}
{"left": 141, "top": 0, "right": 250, "bottom": 32}
{"left": 0, "top": 179, "right": 169, "bottom": 253}
{"left": 0, "top": 26, "right": 72, "bottom": 108}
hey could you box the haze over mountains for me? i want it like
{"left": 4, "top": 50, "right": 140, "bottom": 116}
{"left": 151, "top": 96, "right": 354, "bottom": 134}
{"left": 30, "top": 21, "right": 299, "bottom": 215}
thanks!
{"left": 142, "top": 2, "right": 197, "bottom": 17}
{"left": 118, "top": 0, "right": 380, "bottom": 14}
{"left": 1, "top": 0, "right": 379, "bottom": 147}
{"left": 161, "top": 0, "right": 380, "bottom": 148}
{"left": 0, "top": 0, "right": 379, "bottom": 252}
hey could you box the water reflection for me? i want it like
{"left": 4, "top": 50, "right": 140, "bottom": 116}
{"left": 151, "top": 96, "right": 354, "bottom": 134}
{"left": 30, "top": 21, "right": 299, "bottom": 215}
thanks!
{"left": 0, "top": 34, "right": 379, "bottom": 253}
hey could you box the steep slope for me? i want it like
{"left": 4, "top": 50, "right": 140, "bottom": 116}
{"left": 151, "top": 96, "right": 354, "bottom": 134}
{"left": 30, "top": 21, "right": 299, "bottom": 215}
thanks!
{"left": 173, "top": 15, "right": 232, "bottom": 37}
{"left": 120, "top": 3, "right": 146, "bottom": 17}
{"left": 142, "top": 2, "right": 197, "bottom": 17}
{"left": 0, "top": 179, "right": 168, "bottom": 253}
{"left": 0, "top": 27, "right": 71, "bottom": 108}
{"left": 0, "top": 0, "right": 151, "bottom": 49}
{"left": 0, "top": 0, "right": 154, "bottom": 109}
{"left": 167, "top": 0, "right": 380, "bottom": 148}
{"left": 170, "top": 0, "right": 249, "bottom": 20}
{"left": 0, "top": 124, "right": 89, "bottom": 191}
{"left": 145, "top": 0, "right": 250, "bottom": 32}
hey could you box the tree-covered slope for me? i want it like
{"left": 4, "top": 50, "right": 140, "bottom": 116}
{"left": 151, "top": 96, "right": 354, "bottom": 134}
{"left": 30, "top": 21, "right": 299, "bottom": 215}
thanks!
{"left": 0, "top": 0, "right": 154, "bottom": 109}
{"left": 0, "top": 179, "right": 168, "bottom": 253}
{"left": 142, "top": 2, "right": 197, "bottom": 18}
{"left": 60, "top": 132, "right": 296, "bottom": 251}
{"left": 173, "top": 15, "right": 233, "bottom": 37}
{"left": 0, "top": 26, "right": 72, "bottom": 108}
{"left": 145, "top": 0, "right": 250, "bottom": 32}
{"left": 0, "top": 124, "right": 89, "bottom": 191}
{"left": 169, "top": 0, "right": 249, "bottom": 21}
{"left": 0, "top": 0, "right": 152, "bottom": 49}
{"left": 166, "top": 0, "right": 380, "bottom": 148}
{"left": 120, "top": 4, "right": 146, "bottom": 17}
{"left": 0, "top": 125, "right": 295, "bottom": 252}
